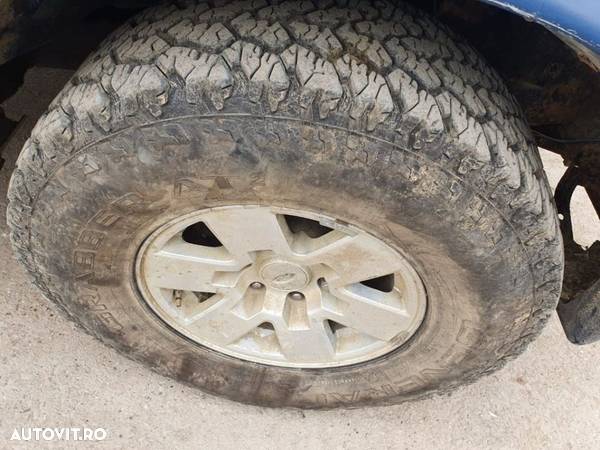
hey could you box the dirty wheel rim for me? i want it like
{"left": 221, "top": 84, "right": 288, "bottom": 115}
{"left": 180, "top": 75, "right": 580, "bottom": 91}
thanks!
{"left": 135, "top": 205, "right": 427, "bottom": 368}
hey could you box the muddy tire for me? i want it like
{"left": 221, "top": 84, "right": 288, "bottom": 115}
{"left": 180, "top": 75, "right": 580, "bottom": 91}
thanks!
{"left": 7, "top": 0, "right": 563, "bottom": 408}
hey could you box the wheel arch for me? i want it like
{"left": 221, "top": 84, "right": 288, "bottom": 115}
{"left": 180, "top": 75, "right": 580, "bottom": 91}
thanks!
{"left": 480, "top": 0, "right": 600, "bottom": 67}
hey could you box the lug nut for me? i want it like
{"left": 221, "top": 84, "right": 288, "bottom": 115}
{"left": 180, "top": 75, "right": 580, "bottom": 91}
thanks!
{"left": 250, "top": 281, "right": 264, "bottom": 289}
{"left": 289, "top": 291, "right": 304, "bottom": 300}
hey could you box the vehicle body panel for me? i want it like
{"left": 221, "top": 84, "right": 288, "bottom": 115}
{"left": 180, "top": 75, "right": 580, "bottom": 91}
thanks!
{"left": 481, "top": 0, "right": 600, "bottom": 58}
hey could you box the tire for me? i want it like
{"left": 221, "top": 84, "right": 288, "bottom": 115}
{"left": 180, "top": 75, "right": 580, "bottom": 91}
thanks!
{"left": 7, "top": 0, "right": 563, "bottom": 408}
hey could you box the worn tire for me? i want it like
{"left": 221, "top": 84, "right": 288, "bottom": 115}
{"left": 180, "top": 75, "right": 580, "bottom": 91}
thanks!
{"left": 7, "top": 0, "right": 563, "bottom": 408}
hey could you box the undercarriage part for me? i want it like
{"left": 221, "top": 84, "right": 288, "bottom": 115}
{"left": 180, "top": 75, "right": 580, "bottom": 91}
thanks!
{"left": 558, "top": 279, "right": 600, "bottom": 344}
{"left": 0, "top": 65, "right": 73, "bottom": 171}
{"left": 555, "top": 161, "right": 600, "bottom": 344}
{"left": 0, "top": 110, "right": 17, "bottom": 170}
{"left": 0, "top": 55, "right": 28, "bottom": 169}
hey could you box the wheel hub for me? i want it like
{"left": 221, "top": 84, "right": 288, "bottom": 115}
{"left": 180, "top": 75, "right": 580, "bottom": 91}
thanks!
{"left": 259, "top": 259, "right": 310, "bottom": 291}
{"left": 135, "top": 205, "right": 427, "bottom": 368}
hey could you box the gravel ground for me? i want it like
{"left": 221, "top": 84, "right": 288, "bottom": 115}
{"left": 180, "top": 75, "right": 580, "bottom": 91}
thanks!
{"left": 1, "top": 129, "right": 600, "bottom": 449}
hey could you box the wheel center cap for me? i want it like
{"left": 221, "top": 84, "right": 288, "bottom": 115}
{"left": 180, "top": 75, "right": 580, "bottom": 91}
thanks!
{"left": 259, "top": 259, "right": 310, "bottom": 291}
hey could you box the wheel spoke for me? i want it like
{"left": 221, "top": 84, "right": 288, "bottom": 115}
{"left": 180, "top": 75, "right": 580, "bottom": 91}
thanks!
{"left": 265, "top": 288, "right": 337, "bottom": 363}
{"left": 202, "top": 207, "right": 294, "bottom": 264}
{"left": 324, "top": 285, "right": 410, "bottom": 341}
{"left": 300, "top": 232, "right": 404, "bottom": 287}
{"left": 187, "top": 290, "right": 264, "bottom": 345}
{"left": 273, "top": 319, "right": 336, "bottom": 363}
{"left": 143, "top": 237, "right": 241, "bottom": 292}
